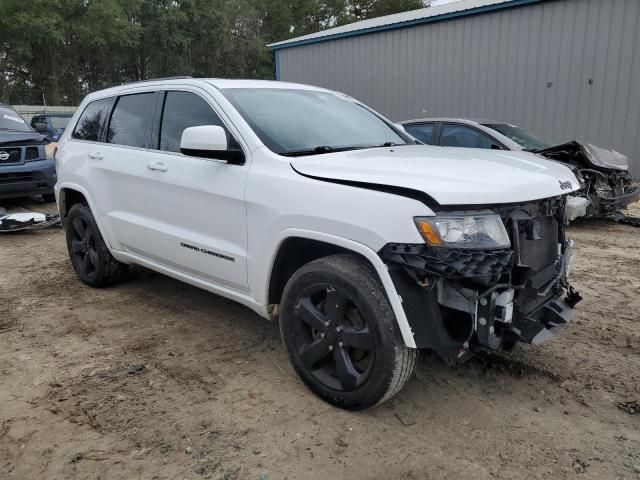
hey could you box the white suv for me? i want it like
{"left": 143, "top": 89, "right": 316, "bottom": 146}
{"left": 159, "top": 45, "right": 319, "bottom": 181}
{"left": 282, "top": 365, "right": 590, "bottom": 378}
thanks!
{"left": 55, "top": 78, "right": 582, "bottom": 410}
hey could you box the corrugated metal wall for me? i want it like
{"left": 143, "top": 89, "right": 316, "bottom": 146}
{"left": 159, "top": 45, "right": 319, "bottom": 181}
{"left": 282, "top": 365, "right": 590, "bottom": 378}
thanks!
{"left": 278, "top": 0, "right": 640, "bottom": 176}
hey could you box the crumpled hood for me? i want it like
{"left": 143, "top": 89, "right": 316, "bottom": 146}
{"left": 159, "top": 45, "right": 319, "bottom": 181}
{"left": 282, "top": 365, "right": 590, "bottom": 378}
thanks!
{"left": 0, "top": 131, "right": 48, "bottom": 146}
{"left": 291, "top": 145, "right": 581, "bottom": 206}
{"left": 535, "top": 141, "right": 629, "bottom": 171}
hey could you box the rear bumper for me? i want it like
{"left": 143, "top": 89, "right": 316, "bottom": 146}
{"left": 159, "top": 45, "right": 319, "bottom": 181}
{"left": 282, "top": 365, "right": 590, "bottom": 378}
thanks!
{"left": 0, "top": 160, "right": 56, "bottom": 199}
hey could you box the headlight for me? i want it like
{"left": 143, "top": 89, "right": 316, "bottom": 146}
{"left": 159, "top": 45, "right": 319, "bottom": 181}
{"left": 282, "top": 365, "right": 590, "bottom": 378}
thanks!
{"left": 45, "top": 143, "right": 57, "bottom": 160}
{"left": 414, "top": 214, "right": 510, "bottom": 249}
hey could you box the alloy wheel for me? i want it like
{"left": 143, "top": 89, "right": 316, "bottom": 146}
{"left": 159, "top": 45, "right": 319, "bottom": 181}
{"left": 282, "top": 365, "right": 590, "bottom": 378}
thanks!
{"left": 292, "top": 284, "right": 376, "bottom": 392}
{"left": 69, "top": 216, "right": 99, "bottom": 278}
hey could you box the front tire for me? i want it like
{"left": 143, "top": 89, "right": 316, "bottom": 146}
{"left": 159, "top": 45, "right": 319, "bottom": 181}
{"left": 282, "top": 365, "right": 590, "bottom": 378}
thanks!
{"left": 280, "top": 254, "right": 416, "bottom": 410}
{"left": 65, "top": 203, "right": 128, "bottom": 288}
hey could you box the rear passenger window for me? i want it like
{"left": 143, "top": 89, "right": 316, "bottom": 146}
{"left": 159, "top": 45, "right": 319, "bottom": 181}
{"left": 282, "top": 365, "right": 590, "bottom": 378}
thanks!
{"left": 159, "top": 91, "right": 223, "bottom": 153}
{"left": 72, "top": 98, "right": 113, "bottom": 141}
{"left": 107, "top": 93, "right": 157, "bottom": 148}
{"left": 405, "top": 123, "right": 435, "bottom": 145}
{"left": 440, "top": 124, "right": 497, "bottom": 149}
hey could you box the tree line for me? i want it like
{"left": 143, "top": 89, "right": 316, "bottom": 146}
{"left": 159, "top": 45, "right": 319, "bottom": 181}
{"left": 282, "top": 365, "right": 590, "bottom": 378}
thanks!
{"left": 0, "top": 0, "right": 427, "bottom": 106}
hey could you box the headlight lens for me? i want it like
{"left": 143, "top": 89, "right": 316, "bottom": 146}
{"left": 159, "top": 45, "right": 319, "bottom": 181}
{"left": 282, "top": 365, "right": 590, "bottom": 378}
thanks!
{"left": 45, "top": 144, "right": 56, "bottom": 160}
{"left": 414, "top": 214, "right": 510, "bottom": 249}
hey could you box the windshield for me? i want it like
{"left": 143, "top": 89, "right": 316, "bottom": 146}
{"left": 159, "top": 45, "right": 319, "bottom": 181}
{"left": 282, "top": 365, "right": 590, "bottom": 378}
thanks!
{"left": 484, "top": 123, "right": 551, "bottom": 151}
{"left": 221, "top": 88, "right": 411, "bottom": 155}
{"left": 49, "top": 115, "right": 72, "bottom": 130}
{"left": 0, "top": 107, "right": 32, "bottom": 132}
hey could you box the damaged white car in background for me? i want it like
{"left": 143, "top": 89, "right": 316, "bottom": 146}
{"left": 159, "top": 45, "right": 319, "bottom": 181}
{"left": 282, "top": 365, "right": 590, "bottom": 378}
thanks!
{"left": 400, "top": 118, "right": 640, "bottom": 224}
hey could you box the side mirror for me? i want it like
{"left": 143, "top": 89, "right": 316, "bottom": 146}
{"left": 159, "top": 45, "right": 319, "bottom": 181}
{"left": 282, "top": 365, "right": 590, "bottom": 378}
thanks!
{"left": 394, "top": 123, "right": 407, "bottom": 133}
{"left": 180, "top": 125, "right": 244, "bottom": 164}
{"left": 34, "top": 122, "right": 48, "bottom": 134}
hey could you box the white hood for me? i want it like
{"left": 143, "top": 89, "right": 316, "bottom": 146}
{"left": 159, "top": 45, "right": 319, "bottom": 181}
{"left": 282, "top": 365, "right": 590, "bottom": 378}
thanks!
{"left": 291, "top": 145, "right": 581, "bottom": 206}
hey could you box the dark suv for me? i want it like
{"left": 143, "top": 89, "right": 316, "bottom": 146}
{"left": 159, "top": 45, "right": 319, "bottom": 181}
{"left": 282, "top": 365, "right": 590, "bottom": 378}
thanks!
{"left": 0, "top": 103, "right": 55, "bottom": 202}
{"left": 30, "top": 112, "right": 74, "bottom": 141}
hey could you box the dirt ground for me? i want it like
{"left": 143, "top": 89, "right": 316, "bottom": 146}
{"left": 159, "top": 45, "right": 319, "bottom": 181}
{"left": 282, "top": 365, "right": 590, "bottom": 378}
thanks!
{"left": 1, "top": 198, "right": 639, "bottom": 480}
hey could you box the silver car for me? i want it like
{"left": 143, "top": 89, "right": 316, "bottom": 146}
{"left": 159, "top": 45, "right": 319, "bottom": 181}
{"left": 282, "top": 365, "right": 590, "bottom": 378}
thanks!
{"left": 400, "top": 118, "right": 639, "bottom": 219}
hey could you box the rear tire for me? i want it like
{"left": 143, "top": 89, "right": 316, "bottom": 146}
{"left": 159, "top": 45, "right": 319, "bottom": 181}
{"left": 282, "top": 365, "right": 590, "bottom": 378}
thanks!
{"left": 279, "top": 254, "right": 416, "bottom": 410}
{"left": 65, "top": 203, "right": 128, "bottom": 288}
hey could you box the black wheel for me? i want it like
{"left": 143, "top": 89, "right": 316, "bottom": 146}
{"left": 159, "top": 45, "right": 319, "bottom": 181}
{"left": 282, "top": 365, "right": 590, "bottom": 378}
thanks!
{"left": 280, "top": 254, "right": 416, "bottom": 410}
{"left": 65, "top": 203, "right": 128, "bottom": 288}
{"left": 42, "top": 193, "right": 56, "bottom": 203}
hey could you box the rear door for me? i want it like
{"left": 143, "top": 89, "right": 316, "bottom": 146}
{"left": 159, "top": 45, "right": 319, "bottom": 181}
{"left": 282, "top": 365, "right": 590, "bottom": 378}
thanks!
{"left": 84, "top": 91, "right": 162, "bottom": 255}
{"left": 132, "top": 88, "right": 250, "bottom": 292}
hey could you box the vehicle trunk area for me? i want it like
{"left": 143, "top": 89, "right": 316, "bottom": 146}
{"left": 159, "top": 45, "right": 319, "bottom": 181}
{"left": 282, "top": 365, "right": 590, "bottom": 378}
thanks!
{"left": 1, "top": 200, "right": 639, "bottom": 480}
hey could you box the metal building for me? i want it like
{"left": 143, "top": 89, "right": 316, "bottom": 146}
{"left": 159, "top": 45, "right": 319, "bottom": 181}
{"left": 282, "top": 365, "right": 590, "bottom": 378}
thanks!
{"left": 269, "top": 0, "right": 640, "bottom": 176}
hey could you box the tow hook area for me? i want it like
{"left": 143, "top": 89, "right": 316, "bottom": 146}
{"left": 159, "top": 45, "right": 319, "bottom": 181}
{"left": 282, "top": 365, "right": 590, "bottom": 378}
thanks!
{"left": 475, "top": 289, "right": 515, "bottom": 351}
{"left": 525, "top": 297, "right": 575, "bottom": 346}
{"left": 387, "top": 259, "right": 583, "bottom": 361}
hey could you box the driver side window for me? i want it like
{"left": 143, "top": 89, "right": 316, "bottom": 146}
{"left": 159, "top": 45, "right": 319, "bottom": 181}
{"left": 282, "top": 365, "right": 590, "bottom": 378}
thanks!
{"left": 159, "top": 91, "right": 224, "bottom": 153}
{"left": 440, "top": 124, "right": 500, "bottom": 149}
{"left": 404, "top": 123, "right": 436, "bottom": 145}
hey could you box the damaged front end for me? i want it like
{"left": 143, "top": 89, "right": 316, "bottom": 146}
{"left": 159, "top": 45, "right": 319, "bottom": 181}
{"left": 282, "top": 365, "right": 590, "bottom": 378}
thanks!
{"left": 534, "top": 141, "right": 639, "bottom": 219}
{"left": 380, "top": 196, "right": 582, "bottom": 363}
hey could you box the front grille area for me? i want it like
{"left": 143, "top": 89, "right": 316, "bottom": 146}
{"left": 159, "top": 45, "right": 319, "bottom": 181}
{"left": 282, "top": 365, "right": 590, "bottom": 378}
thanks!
{"left": 25, "top": 147, "right": 40, "bottom": 160}
{"left": 0, "top": 172, "right": 34, "bottom": 184}
{"left": 0, "top": 147, "right": 22, "bottom": 164}
{"left": 380, "top": 244, "right": 513, "bottom": 279}
{"left": 518, "top": 216, "right": 559, "bottom": 272}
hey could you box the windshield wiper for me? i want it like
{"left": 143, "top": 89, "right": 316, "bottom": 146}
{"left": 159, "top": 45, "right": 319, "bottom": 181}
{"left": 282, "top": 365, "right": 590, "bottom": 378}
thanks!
{"left": 280, "top": 145, "right": 370, "bottom": 157}
{"left": 281, "top": 142, "right": 415, "bottom": 157}
{"left": 374, "top": 141, "right": 414, "bottom": 148}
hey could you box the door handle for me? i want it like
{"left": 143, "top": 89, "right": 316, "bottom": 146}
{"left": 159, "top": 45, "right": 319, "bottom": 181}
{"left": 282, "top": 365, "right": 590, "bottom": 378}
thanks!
{"left": 147, "top": 161, "right": 168, "bottom": 172}
{"left": 88, "top": 151, "right": 104, "bottom": 160}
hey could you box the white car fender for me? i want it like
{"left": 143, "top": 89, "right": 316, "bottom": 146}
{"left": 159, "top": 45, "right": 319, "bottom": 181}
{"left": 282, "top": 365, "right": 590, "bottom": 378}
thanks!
{"left": 264, "top": 228, "right": 417, "bottom": 349}
{"left": 55, "top": 181, "right": 115, "bottom": 249}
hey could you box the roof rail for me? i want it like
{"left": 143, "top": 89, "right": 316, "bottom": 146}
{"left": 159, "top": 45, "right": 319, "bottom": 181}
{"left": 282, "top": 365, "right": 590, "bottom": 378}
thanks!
{"left": 120, "top": 76, "right": 193, "bottom": 86}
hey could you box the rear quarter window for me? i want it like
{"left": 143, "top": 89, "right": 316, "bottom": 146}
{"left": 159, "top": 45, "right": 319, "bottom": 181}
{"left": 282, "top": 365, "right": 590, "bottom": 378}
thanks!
{"left": 107, "top": 93, "right": 157, "bottom": 148}
{"left": 72, "top": 98, "right": 114, "bottom": 142}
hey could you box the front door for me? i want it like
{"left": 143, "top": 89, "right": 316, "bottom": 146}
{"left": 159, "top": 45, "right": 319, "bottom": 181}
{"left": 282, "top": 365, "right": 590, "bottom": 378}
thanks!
{"left": 134, "top": 89, "right": 250, "bottom": 292}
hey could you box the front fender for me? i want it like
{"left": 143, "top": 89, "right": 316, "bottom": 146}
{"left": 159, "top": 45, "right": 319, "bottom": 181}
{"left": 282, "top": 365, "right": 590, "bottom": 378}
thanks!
{"left": 258, "top": 229, "right": 418, "bottom": 348}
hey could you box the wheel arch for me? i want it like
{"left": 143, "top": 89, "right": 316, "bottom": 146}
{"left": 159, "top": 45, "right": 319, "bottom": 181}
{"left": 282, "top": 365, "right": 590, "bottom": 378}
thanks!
{"left": 57, "top": 183, "right": 115, "bottom": 252}
{"left": 264, "top": 229, "right": 416, "bottom": 348}
{"left": 58, "top": 185, "right": 89, "bottom": 220}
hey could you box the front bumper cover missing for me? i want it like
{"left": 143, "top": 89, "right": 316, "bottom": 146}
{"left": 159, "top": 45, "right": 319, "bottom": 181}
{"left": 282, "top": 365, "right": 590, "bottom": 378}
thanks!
{"left": 380, "top": 199, "right": 581, "bottom": 362}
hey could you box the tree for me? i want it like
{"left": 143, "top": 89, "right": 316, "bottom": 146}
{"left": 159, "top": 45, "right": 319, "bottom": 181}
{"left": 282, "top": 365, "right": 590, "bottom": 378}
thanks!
{"left": 0, "top": 0, "right": 429, "bottom": 105}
